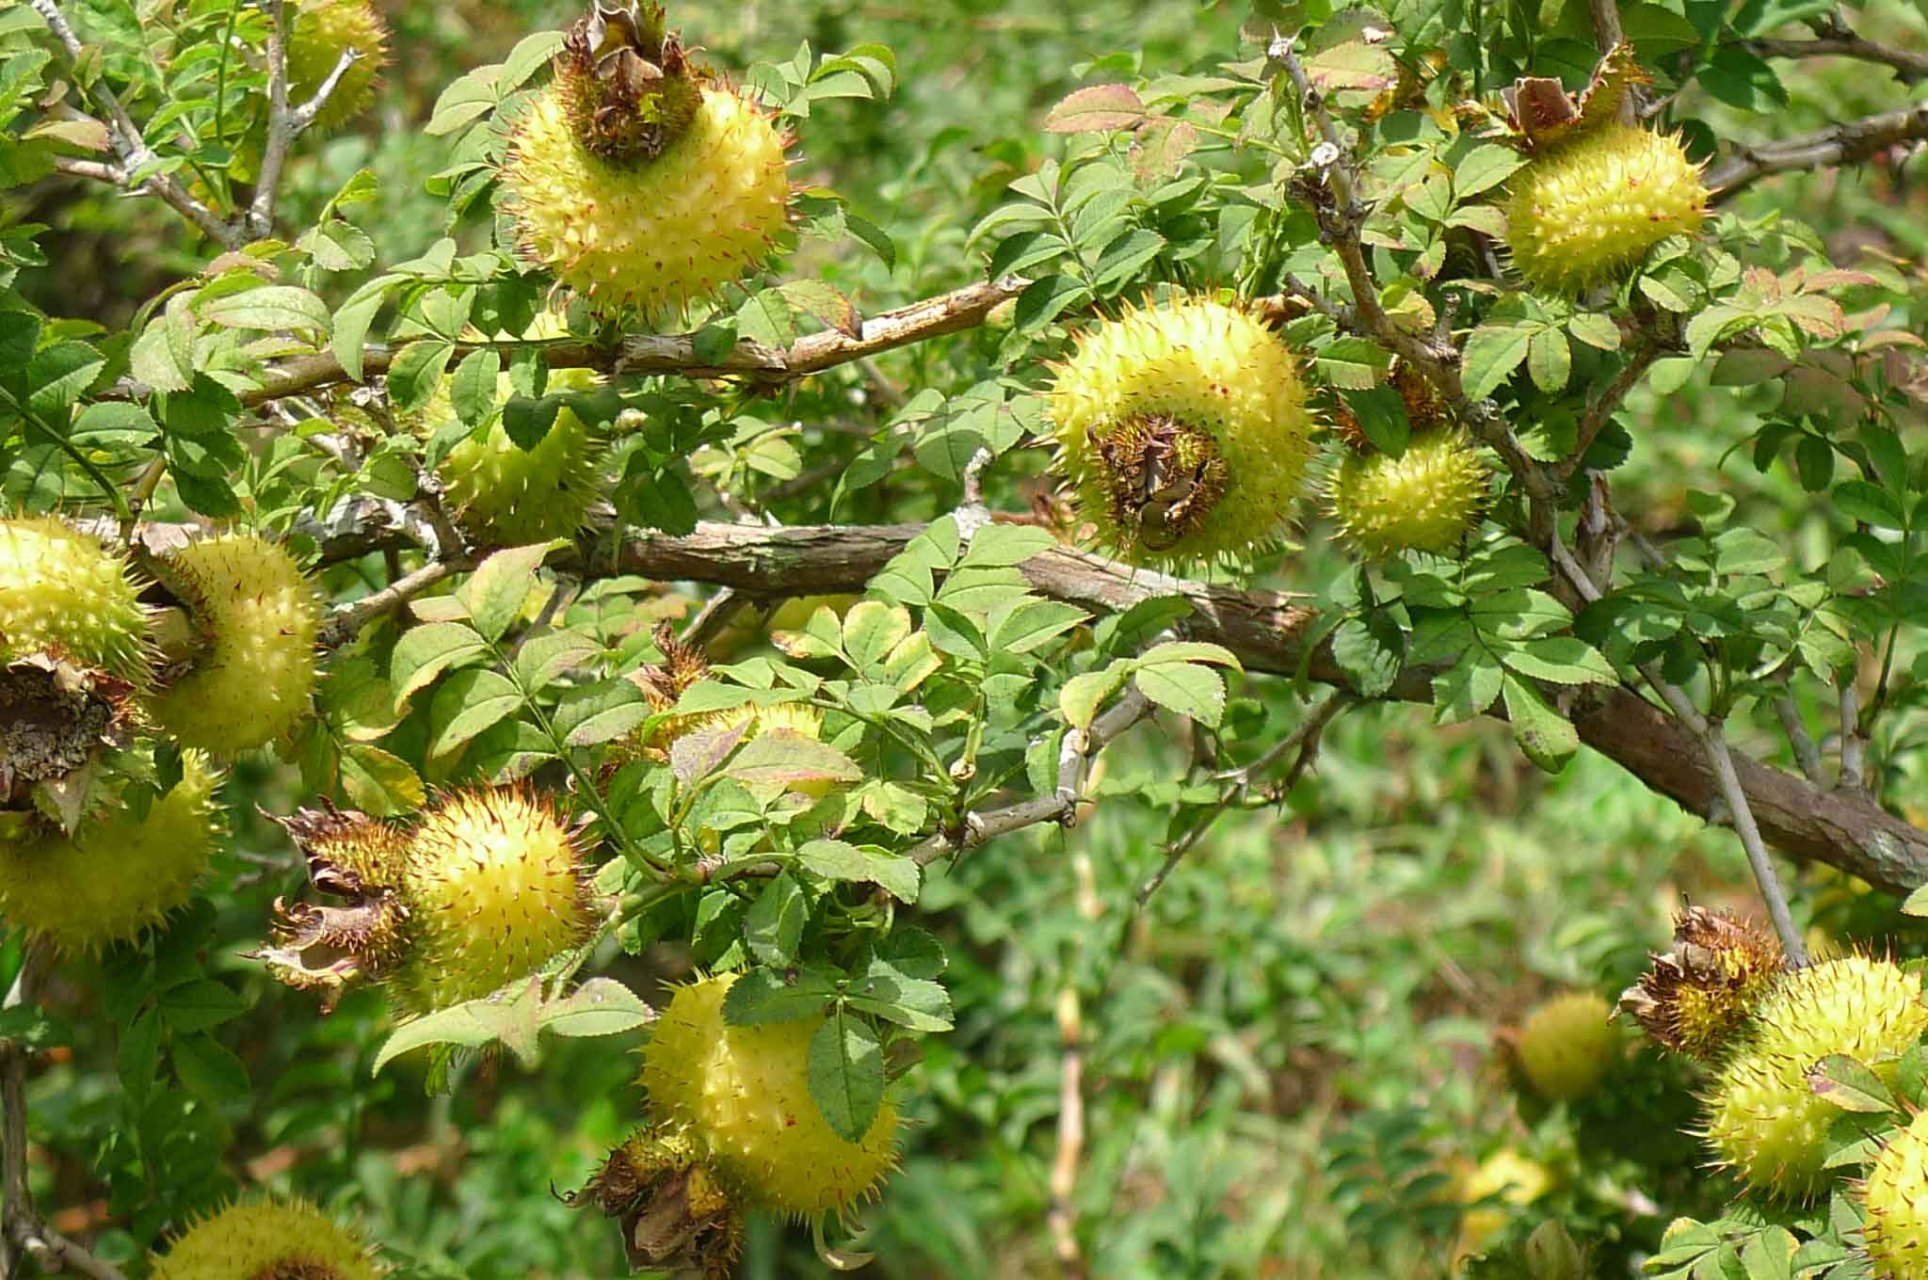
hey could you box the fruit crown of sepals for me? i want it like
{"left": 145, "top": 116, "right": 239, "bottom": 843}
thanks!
{"left": 0, "top": 654, "right": 140, "bottom": 831}
{"left": 567, "top": 1126, "right": 744, "bottom": 1278}
{"left": 1618, "top": 905, "right": 1788, "bottom": 1057}
{"left": 635, "top": 620, "right": 713, "bottom": 711}
{"left": 556, "top": 1, "right": 709, "bottom": 165}
{"left": 1464, "top": 43, "right": 1653, "bottom": 154}
{"left": 252, "top": 803, "right": 414, "bottom": 1011}
{"left": 1088, "top": 413, "right": 1230, "bottom": 554}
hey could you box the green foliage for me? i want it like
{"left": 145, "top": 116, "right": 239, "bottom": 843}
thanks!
{"left": 1, "top": 0, "right": 1927, "bottom": 1273}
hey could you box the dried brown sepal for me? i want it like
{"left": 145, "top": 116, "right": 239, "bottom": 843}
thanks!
{"left": 1618, "top": 906, "right": 1787, "bottom": 1059}
{"left": 555, "top": 1, "right": 706, "bottom": 164}
{"left": 1499, "top": 43, "right": 1652, "bottom": 152}
{"left": 634, "top": 621, "right": 712, "bottom": 712}
{"left": 251, "top": 804, "right": 413, "bottom": 1011}
{"left": 1089, "top": 413, "right": 1229, "bottom": 553}
{"left": 569, "top": 1128, "right": 744, "bottom": 1278}
{"left": 0, "top": 655, "right": 137, "bottom": 832}
{"left": 1391, "top": 358, "right": 1447, "bottom": 431}
{"left": 251, "top": 1261, "right": 345, "bottom": 1280}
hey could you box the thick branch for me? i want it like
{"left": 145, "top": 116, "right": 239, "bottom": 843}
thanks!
{"left": 1707, "top": 103, "right": 1928, "bottom": 199}
{"left": 591, "top": 521, "right": 1928, "bottom": 892}
{"left": 241, "top": 276, "right": 1029, "bottom": 407}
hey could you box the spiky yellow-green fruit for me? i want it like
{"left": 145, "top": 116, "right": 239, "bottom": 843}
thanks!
{"left": 1620, "top": 907, "right": 1786, "bottom": 1060}
{"left": 1516, "top": 992, "right": 1621, "bottom": 1101}
{"left": 1705, "top": 956, "right": 1928, "bottom": 1200}
{"left": 0, "top": 753, "right": 219, "bottom": 951}
{"left": 641, "top": 973, "right": 898, "bottom": 1218}
{"left": 1505, "top": 123, "right": 1707, "bottom": 295}
{"left": 150, "top": 1198, "right": 382, "bottom": 1280}
{"left": 1327, "top": 430, "right": 1489, "bottom": 557}
{"left": 428, "top": 367, "right": 604, "bottom": 547}
{"left": 148, "top": 534, "right": 320, "bottom": 754}
{"left": 1049, "top": 297, "right": 1316, "bottom": 565}
{"left": 1863, "top": 1108, "right": 1928, "bottom": 1277}
{"left": 285, "top": 0, "right": 388, "bottom": 134}
{"left": 497, "top": 19, "right": 792, "bottom": 319}
{"left": 389, "top": 788, "right": 598, "bottom": 1016}
{"left": 0, "top": 517, "right": 148, "bottom": 680}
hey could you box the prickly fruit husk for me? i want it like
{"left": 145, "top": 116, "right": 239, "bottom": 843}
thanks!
{"left": 1048, "top": 297, "right": 1316, "bottom": 565}
{"left": 1862, "top": 1107, "right": 1928, "bottom": 1278}
{"left": 498, "top": 5, "right": 792, "bottom": 320}
{"left": 1327, "top": 430, "right": 1489, "bottom": 557}
{"left": 0, "top": 752, "right": 220, "bottom": 952}
{"left": 285, "top": 0, "right": 388, "bottom": 134}
{"left": 427, "top": 367, "right": 605, "bottom": 547}
{"left": 148, "top": 533, "right": 320, "bottom": 755}
{"left": 640, "top": 973, "right": 898, "bottom": 1218}
{"left": 255, "top": 804, "right": 414, "bottom": 1010}
{"left": 390, "top": 788, "right": 598, "bottom": 1016}
{"left": 569, "top": 1125, "right": 743, "bottom": 1278}
{"left": 0, "top": 517, "right": 149, "bottom": 681}
{"left": 1620, "top": 906, "right": 1786, "bottom": 1060}
{"left": 1704, "top": 956, "right": 1928, "bottom": 1200}
{"left": 149, "top": 1197, "right": 382, "bottom": 1280}
{"left": 1514, "top": 992, "right": 1621, "bottom": 1101}
{"left": 1505, "top": 123, "right": 1707, "bottom": 296}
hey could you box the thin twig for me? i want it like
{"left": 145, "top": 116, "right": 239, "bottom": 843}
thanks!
{"left": 1774, "top": 693, "right": 1828, "bottom": 786}
{"left": 1550, "top": 526, "right": 1806, "bottom": 961}
{"left": 1046, "top": 977, "right": 1088, "bottom": 1280}
{"left": 27, "top": 0, "right": 236, "bottom": 246}
{"left": 1136, "top": 691, "right": 1349, "bottom": 906}
{"left": 682, "top": 587, "right": 751, "bottom": 651}
{"left": 1839, "top": 680, "right": 1866, "bottom": 791}
{"left": 316, "top": 556, "right": 468, "bottom": 647}
{"left": 908, "top": 689, "right": 1152, "bottom": 867}
{"left": 1748, "top": 34, "right": 1928, "bottom": 86}
{"left": 1705, "top": 728, "right": 1809, "bottom": 965}
{"left": 2, "top": 946, "right": 128, "bottom": 1279}
{"left": 1558, "top": 344, "right": 1659, "bottom": 480}
{"left": 247, "top": 4, "right": 359, "bottom": 242}
{"left": 236, "top": 276, "right": 1031, "bottom": 407}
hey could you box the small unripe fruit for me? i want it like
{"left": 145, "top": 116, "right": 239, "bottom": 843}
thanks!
{"left": 1456, "top": 1149, "right": 1553, "bottom": 1260}
{"left": 1049, "top": 298, "right": 1316, "bottom": 565}
{"left": 285, "top": 0, "right": 388, "bottom": 134}
{"left": 1505, "top": 123, "right": 1707, "bottom": 295}
{"left": 390, "top": 788, "right": 598, "bottom": 1016}
{"left": 1862, "top": 1108, "right": 1928, "bottom": 1278}
{"left": 641, "top": 973, "right": 898, "bottom": 1218}
{"left": 498, "top": 11, "right": 793, "bottom": 320}
{"left": 0, "top": 517, "right": 148, "bottom": 681}
{"left": 1620, "top": 906, "right": 1786, "bottom": 1060}
{"left": 1327, "top": 430, "right": 1489, "bottom": 557}
{"left": 150, "top": 1198, "right": 382, "bottom": 1280}
{"left": 571, "top": 1125, "right": 743, "bottom": 1277}
{"left": 1515, "top": 992, "right": 1621, "bottom": 1101}
{"left": 428, "top": 368, "right": 604, "bottom": 548}
{"left": 1705, "top": 956, "right": 1928, "bottom": 1199}
{"left": 148, "top": 533, "right": 320, "bottom": 754}
{"left": 0, "top": 753, "right": 220, "bottom": 951}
